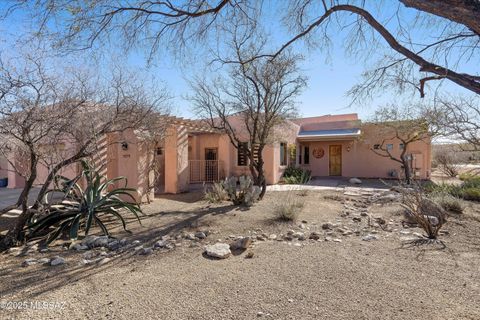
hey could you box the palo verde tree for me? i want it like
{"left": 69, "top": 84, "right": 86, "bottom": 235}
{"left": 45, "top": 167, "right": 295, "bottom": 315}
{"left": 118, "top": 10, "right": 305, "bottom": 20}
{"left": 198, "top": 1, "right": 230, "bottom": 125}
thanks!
{"left": 368, "top": 105, "right": 435, "bottom": 184}
{"left": 190, "top": 32, "right": 306, "bottom": 199}
{"left": 0, "top": 53, "right": 169, "bottom": 250}
{"left": 8, "top": 1, "right": 480, "bottom": 98}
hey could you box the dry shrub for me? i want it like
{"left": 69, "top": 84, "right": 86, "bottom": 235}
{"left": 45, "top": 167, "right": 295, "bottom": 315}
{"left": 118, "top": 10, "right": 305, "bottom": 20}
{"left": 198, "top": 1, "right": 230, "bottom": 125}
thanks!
{"left": 400, "top": 186, "right": 447, "bottom": 241}
{"left": 434, "top": 150, "right": 460, "bottom": 177}
{"left": 274, "top": 193, "right": 304, "bottom": 221}
{"left": 433, "top": 194, "right": 465, "bottom": 214}
{"left": 204, "top": 182, "right": 229, "bottom": 203}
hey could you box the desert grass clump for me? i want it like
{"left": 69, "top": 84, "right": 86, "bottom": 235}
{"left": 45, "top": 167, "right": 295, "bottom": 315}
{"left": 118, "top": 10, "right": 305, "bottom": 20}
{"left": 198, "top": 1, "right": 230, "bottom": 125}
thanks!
{"left": 204, "top": 182, "right": 229, "bottom": 203}
{"left": 274, "top": 193, "right": 304, "bottom": 221}
{"left": 433, "top": 194, "right": 466, "bottom": 214}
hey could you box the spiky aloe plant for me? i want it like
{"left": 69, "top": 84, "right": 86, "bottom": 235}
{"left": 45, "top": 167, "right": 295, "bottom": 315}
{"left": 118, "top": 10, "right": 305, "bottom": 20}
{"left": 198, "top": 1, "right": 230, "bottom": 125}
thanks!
{"left": 27, "top": 160, "right": 142, "bottom": 244}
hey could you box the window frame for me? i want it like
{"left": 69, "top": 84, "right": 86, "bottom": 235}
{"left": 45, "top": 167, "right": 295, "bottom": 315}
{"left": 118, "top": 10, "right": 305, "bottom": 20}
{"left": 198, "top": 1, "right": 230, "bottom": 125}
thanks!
{"left": 280, "top": 142, "right": 288, "bottom": 166}
{"left": 237, "top": 142, "right": 249, "bottom": 167}
{"left": 304, "top": 145, "right": 310, "bottom": 165}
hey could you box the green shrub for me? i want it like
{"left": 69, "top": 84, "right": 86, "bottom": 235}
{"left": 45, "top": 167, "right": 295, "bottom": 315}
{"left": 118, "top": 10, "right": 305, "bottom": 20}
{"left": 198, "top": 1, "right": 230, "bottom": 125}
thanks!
{"left": 282, "top": 166, "right": 311, "bottom": 184}
{"left": 460, "top": 187, "right": 480, "bottom": 201}
{"left": 28, "top": 160, "right": 142, "bottom": 244}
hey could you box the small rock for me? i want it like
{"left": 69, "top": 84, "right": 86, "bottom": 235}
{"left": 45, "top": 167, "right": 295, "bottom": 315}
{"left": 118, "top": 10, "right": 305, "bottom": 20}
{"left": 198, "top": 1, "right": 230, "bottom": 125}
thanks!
{"left": 230, "top": 237, "right": 252, "bottom": 250}
{"left": 352, "top": 217, "right": 362, "bottom": 222}
{"left": 98, "top": 257, "right": 111, "bottom": 265}
{"left": 132, "top": 240, "right": 141, "bottom": 246}
{"left": 332, "top": 238, "right": 342, "bottom": 243}
{"left": 309, "top": 232, "right": 321, "bottom": 240}
{"left": 349, "top": 178, "right": 362, "bottom": 185}
{"left": 50, "top": 256, "right": 65, "bottom": 266}
{"left": 245, "top": 251, "right": 255, "bottom": 259}
{"left": 268, "top": 234, "right": 277, "bottom": 240}
{"left": 205, "top": 243, "right": 231, "bottom": 259}
{"left": 38, "top": 258, "right": 50, "bottom": 264}
{"left": 185, "top": 233, "right": 196, "bottom": 240}
{"left": 107, "top": 240, "right": 121, "bottom": 251}
{"left": 399, "top": 230, "right": 411, "bottom": 235}
{"left": 256, "top": 235, "right": 266, "bottom": 241}
{"left": 153, "top": 240, "right": 168, "bottom": 249}
{"left": 139, "top": 247, "right": 153, "bottom": 255}
{"left": 22, "top": 258, "right": 37, "bottom": 267}
{"left": 71, "top": 243, "right": 89, "bottom": 251}
{"left": 325, "top": 237, "right": 333, "bottom": 242}
{"left": 293, "top": 243, "right": 302, "bottom": 247}
{"left": 322, "top": 223, "right": 333, "bottom": 230}
{"left": 299, "top": 223, "right": 306, "bottom": 229}
{"left": 195, "top": 231, "right": 207, "bottom": 239}
{"left": 362, "top": 234, "right": 378, "bottom": 241}
{"left": 83, "top": 251, "right": 99, "bottom": 260}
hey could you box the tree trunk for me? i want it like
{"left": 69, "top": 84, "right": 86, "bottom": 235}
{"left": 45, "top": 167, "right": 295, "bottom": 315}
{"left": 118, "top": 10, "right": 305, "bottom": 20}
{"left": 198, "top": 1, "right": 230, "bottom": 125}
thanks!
{"left": 0, "top": 152, "right": 39, "bottom": 251}
{"left": 401, "top": 155, "right": 412, "bottom": 184}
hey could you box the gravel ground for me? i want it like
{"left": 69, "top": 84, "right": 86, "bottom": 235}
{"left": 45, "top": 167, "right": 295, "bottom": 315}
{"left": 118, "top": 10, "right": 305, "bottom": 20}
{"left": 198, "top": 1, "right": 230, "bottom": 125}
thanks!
{"left": 1, "top": 189, "right": 480, "bottom": 320}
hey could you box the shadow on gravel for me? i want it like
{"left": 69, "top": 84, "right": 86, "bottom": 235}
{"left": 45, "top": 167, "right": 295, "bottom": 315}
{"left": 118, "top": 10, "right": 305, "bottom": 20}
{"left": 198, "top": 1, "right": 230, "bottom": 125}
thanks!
{"left": 0, "top": 202, "right": 242, "bottom": 301}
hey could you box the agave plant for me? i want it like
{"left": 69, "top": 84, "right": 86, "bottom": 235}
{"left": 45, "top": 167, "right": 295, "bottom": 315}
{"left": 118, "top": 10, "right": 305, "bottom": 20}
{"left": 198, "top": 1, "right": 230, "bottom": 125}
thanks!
{"left": 27, "top": 160, "right": 142, "bottom": 244}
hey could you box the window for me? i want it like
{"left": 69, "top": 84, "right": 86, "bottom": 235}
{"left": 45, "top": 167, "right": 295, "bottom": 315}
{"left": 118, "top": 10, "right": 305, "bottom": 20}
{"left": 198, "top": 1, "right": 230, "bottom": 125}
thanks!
{"left": 156, "top": 147, "right": 163, "bottom": 155}
{"left": 304, "top": 146, "right": 310, "bottom": 165}
{"left": 237, "top": 142, "right": 248, "bottom": 166}
{"left": 373, "top": 144, "right": 380, "bottom": 150}
{"left": 280, "top": 142, "right": 288, "bottom": 166}
{"left": 386, "top": 144, "right": 394, "bottom": 151}
{"left": 399, "top": 143, "right": 405, "bottom": 150}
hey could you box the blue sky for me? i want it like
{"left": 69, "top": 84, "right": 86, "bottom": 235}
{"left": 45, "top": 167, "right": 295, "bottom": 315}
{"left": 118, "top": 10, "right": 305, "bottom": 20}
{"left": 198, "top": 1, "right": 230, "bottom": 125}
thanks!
{"left": 0, "top": 1, "right": 473, "bottom": 120}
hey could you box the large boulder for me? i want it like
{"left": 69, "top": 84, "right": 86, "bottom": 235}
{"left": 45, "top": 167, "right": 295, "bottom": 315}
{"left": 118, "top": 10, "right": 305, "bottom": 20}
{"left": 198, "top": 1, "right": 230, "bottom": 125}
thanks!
{"left": 205, "top": 243, "right": 231, "bottom": 259}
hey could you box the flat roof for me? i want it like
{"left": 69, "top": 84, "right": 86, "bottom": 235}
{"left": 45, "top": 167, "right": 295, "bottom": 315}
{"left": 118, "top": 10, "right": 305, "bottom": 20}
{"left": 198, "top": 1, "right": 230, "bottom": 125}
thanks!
{"left": 297, "top": 128, "right": 361, "bottom": 140}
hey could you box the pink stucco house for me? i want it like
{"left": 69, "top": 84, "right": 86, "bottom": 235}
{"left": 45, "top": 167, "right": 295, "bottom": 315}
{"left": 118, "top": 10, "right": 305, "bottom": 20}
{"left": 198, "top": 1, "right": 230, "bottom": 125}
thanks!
{"left": 0, "top": 113, "right": 431, "bottom": 202}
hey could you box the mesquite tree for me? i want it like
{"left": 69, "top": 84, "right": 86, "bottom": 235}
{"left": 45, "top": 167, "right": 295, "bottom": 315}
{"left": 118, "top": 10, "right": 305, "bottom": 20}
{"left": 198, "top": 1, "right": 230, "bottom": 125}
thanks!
{"left": 7, "top": 1, "right": 480, "bottom": 98}
{"left": 0, "top": 55, "right": 168, "bottom": 250}
{"left": 190, "top": 33, "right": 305, "bottom": 199}
{"left": 369, "top": 106, "right": 434, "bottom": 184}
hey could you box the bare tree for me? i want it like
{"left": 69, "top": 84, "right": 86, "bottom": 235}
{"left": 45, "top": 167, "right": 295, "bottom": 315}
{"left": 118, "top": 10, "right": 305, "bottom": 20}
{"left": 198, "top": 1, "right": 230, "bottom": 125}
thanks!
{"left": 190, "top": 34, "right": 306, "bottom": 199}
{"left": 429, "top": 95, "right": 480, "bottom": 151}
{"left": 0, "top": 55, "right": 169, "bottom": 249}
{"left": 7, "top": 1, "right": 479, "bottom": 97}
{"left": 369, "top": 105, "right": 434, "bottom": 184}
{"left": 433, "top": 148, "right": 460, "bottom": 177}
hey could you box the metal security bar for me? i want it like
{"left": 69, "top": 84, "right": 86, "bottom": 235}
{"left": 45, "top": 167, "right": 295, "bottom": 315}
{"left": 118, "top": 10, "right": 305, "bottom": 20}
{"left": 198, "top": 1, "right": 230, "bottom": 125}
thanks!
{"left": 189, "top": 160, "right": 224, "bottom": 183}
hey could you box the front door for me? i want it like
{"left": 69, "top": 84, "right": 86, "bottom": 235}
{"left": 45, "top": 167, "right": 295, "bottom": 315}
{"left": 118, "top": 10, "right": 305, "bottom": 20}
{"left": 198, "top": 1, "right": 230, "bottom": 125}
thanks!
{"left": 329, "top": 145, "right": 342, "bottom": 176}
{"left": 205, "top": 148, "right": 218, "bottom": 181}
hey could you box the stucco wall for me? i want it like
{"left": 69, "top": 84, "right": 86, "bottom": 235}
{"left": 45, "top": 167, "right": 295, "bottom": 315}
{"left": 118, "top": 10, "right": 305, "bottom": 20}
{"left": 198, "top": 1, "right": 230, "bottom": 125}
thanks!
{"left": 0, "top": 157, "right": 8, "bottom": 179}
{"left": 298, "top": 124, "right": 431, "bottom": 179}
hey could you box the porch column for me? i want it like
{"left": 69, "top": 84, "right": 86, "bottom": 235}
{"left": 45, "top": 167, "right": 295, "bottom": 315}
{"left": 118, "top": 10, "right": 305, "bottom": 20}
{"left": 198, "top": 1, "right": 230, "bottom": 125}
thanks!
{"left": 218, "top": 135, "right": 231, "bottom": 178}
{"left": 164, "top": 124, "right": 189, "bottom": 193}
{"left": 296, "top": 142, "right": 301, "bottom": 166}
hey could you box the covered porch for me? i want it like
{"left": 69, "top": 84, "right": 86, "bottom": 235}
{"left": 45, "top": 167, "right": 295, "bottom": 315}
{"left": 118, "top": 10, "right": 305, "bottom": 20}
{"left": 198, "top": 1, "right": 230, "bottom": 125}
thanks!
{"left": 296, "top": 128, "right": 362, "bottom": 177}
{"left": 159, "top": 117, "right": 229, "bottom": 194}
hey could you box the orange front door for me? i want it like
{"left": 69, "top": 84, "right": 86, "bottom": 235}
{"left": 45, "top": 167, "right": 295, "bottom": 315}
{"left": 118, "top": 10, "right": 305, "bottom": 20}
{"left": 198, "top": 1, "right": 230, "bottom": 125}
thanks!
{"left": 329, "top": 145, "right": 342, "bottom": 176}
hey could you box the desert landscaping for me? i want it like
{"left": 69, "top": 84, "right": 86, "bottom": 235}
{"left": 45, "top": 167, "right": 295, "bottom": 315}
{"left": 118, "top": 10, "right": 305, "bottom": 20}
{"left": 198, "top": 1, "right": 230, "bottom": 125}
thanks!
{"left": 1, "top": 181, "right": 480, "bottom": 319}
{"left": 1, "top": 1, "right": 480, "bottom": 319}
